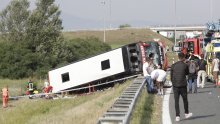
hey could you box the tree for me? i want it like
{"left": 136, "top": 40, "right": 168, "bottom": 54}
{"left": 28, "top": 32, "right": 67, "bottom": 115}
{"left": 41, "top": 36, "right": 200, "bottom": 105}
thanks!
{"left": 25, "top": 0, "right": 63, "bottom": 54}
{"left": 0, "top": 0, "right": 111, "bottom": 79}
{"left": 0, "top": 0, "right": 64, "bottom": 78}
{"left": 25, "top": 0, "right": 63, "bottom": 72}
{"left": 0, "top": 42, "right": 37, "bottom": 78}
{"left": 0, "top": 0, "right": 30, "bottom": 42}
{"left": 62, "top": 37, "right": 111, "bottom": 64}
{"left": 119, "top": 24, "right": 131, "bottom": 29}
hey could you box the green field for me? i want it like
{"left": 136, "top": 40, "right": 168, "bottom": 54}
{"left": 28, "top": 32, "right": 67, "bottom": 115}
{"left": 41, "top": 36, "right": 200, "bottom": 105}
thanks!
{"left": 0, "top": 28, "right": 175, "bottom": 124}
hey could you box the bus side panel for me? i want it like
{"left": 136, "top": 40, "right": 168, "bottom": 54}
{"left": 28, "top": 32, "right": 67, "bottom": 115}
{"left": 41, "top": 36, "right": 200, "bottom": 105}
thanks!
{"left": 48, "top": 48, "right": 125, "bottom": 93}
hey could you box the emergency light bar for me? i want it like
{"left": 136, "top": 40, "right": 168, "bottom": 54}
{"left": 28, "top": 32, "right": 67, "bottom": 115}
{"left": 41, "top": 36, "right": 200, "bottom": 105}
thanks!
{"left": 206, "top": 22, "right": 220, "bottom": 32}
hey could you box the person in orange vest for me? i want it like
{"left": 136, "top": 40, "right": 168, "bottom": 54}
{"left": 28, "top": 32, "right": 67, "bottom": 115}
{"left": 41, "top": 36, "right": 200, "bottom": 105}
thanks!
{"left": 2, "top": 86, "right": 9, "bottom": 108}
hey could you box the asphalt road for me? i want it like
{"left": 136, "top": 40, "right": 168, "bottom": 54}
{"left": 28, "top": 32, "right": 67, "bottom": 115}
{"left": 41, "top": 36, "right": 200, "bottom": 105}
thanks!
{"left": 169, "top": 82, "right": 220, "bottom": 124}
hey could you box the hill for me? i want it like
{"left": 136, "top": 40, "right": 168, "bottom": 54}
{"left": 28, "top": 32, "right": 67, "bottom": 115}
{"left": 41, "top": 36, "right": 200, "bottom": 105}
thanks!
{"left": 63, "top": 28, "right": 177, "bottom": 64}
{"left": 63, "top": 28, "right": 174, "bottom": 48}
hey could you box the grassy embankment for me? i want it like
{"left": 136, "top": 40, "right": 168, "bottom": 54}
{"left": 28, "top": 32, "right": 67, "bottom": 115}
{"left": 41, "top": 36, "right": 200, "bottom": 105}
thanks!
{"left": 0, "top": 80, "right": 132, "bottom": 124}
{"left": 0, "top": 28, "right": 175, "bottom": 124}
{"left": 63, "top": 28, "right": 174, "bottom": 48}
{"left": 63, "top": 28, "right": 177, "bottom": 62}
{"left": 130, "top": 88, "right": 162, "bottom": 124}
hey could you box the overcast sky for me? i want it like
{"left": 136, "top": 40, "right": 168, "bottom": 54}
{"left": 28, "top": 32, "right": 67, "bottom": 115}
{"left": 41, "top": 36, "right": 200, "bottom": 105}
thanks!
{"left": 1, "top": 0, "right": 220, "bottom": 30}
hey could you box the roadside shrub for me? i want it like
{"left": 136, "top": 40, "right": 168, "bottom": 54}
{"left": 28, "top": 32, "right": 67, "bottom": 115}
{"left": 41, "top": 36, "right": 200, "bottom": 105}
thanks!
{"left": 0, "top": 37, "right": 111, "bottom": 79}
{"left": 61, "top": 37, "right": 111, "bottom": 63}
{"left": 119, "top": 24, "right": 131, "bottom": 29}
{"left": 0, "top": 42, "right": 35, "bottom": 79}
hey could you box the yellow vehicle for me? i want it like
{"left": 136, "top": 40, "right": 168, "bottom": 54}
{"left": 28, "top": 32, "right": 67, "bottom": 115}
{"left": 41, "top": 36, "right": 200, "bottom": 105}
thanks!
{"left": 204, "top": 22, "right": 220, "bottom": 82}
{"left": 205, "top": 39, "right": 220, "bottom": 80}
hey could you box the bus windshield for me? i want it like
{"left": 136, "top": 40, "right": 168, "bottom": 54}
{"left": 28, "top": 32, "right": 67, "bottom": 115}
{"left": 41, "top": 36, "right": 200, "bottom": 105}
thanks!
{"left": 145, "top": 42, "right": 163, "bottom": 66}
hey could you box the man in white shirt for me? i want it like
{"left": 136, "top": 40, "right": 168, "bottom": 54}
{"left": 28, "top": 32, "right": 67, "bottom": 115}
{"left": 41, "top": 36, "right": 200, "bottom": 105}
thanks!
{"left": 143, "top": 58, "right": 155, "bottom": 93}
{"left": 151, "top": 69, "right": 167, "bottom": 95}
{"left": 212, "top": 54, "right": 219, "bottom": 87}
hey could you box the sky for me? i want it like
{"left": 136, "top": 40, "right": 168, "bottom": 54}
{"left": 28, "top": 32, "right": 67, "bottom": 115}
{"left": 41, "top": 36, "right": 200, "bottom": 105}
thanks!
{"left": 1, "top": 0, "right": 220, "bottom": 30}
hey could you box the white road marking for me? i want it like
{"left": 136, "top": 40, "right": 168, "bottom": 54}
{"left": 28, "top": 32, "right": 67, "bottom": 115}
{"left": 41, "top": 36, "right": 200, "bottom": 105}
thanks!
{"left": 162, "top": 87, "right": 172, "bottom": 124}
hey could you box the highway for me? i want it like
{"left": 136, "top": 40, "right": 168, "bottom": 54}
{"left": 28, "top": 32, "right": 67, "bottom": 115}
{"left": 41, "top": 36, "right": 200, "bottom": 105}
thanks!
{"left": 164, "top": 81, "right": 220, "bottom": 124}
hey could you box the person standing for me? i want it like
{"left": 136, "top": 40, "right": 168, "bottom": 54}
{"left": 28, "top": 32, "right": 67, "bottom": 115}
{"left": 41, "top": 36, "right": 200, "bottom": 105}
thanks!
{"left": 211, "top": 54, "right": 219, "bottom": 87}
{"left": 197, "top": 54, "right": 207, "bottom": 88}
{"left": 188, "top": 56, "right": 199, "bottom": 93}
{"left": 2, "top": 86, "right": 9, "bottom": 108}
{"left": 143, "top": 58, "right": 155, "bottom": 93}
{"left": 171, "top": 52, "right": 193, "bottom": 122}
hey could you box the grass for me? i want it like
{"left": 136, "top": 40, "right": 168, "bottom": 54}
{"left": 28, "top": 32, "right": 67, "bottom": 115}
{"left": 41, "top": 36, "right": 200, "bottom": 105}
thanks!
{"left": 63, "top": 28, "right": 177, "bottom": 63}
{"left": 63, "top": 28, "right": 174, "bottom": 49}
{"left": 167, "top": 52, "right": 178, "bottom": 66}
{"left": 130, "top": 88, "right": 162, "bottom": 124}
{"left": 0, "top": 78, "right": 44, "bottom": 96}
{"left": 0, "top": 80, "right": 132, "bottom": 124}
{"left": 0, "top": 79, "right": 164, "bottom": 124}
{"left": 0, "top": 78, "right": 45, "bottom": 108}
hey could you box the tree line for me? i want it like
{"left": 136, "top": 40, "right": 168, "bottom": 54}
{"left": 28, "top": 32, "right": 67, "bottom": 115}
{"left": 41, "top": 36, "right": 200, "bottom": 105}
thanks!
{"left": 0, "top": 0, "right": 111, "bottom": 79}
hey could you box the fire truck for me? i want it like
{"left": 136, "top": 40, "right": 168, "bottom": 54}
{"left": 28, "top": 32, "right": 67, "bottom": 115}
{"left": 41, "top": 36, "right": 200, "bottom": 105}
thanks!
{"left": 181, "top": 37, "right": 204, "bottom": 57}
{"left": 173, "top": 36, "right": 204, "bottom": 58}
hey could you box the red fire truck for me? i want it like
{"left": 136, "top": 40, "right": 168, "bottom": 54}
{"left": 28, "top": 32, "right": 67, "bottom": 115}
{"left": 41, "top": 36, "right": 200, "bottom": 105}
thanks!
{"left": 174, "top": 36, "right": 204, "bottom": 58}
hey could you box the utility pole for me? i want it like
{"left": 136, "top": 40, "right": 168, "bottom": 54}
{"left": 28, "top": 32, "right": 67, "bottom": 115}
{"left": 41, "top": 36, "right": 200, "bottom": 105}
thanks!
{"left": 174, "top": 0, "right": 177, "bottom": 46}
{"left": 101, "top": 1, "right": 106, "bottom": 42}
{"left": 109, "top": 0, "right": 112, "bottom": 29}
{"left": 210, "top": 0, "right": 213, "bottom": 22}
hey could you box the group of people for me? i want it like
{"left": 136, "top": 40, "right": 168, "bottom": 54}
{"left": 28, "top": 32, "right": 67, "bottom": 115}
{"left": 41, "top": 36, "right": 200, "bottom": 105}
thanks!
{"left": 1, "top": 79, "right": 53, "bottom": 108}
{"left": 185, "top": 53, "right": 207, "bottom": 93}
{"left": 186, "top": 52, "right": 220, "bottom": 93}
{"left": 142, "top": 53, "right": 167, "bottom": 95}
{"left": 170, "top": 52, "right": 219, "bottom": 122}
{"left": 25, "top": 79, "right": 53, "bottom": 96}
{"left": 143, "top": 52, "right": 208, "bottom": 121}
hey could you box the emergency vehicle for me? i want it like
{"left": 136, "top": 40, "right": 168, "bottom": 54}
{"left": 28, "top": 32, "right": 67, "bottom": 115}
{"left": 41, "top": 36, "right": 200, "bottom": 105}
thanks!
{"left": 204, "top": 22, "right": 220, "bottom": 82}
{"left": 173, "top": 36, "right": 204, "bottom": 58}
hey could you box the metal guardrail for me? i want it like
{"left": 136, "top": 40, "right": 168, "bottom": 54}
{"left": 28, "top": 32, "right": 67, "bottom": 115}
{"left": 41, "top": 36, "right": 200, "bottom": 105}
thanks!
{"left": 97, "top": 76, "right": 145, "bottom": 124}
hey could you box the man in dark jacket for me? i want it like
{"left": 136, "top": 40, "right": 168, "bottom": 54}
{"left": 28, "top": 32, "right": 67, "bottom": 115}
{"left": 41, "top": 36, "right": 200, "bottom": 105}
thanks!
{"left": 171, "top": 52, "right": 193, "bottom": 122}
